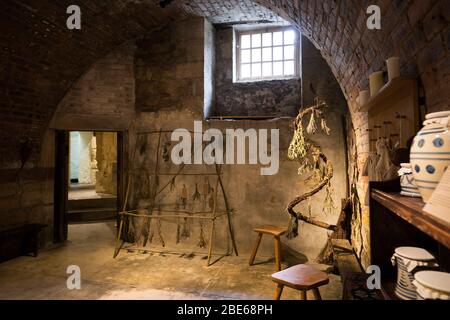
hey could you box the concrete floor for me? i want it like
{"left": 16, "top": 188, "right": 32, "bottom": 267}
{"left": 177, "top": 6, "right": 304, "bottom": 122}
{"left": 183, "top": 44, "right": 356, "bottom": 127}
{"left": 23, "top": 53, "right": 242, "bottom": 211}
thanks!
{"left": 0, "top": 222, "right": 342, "bottom": 300}
{"left": 68, "top": 184, "right": 116, "bottom": 200}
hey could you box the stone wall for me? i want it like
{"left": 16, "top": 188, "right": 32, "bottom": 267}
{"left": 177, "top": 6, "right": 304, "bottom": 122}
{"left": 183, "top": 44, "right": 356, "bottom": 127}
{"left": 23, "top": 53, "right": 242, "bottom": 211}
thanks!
{"left": 78, "top": 132, "right": 94, "bottom": 184}
{"left": 52, "top": 17, "right": 349, "bottom": 260}
{"left": 204, "top": 19, "right": 216, "bottom": 118}
{"left": 0, "top": 129, "right": 54, "bottom": 246}
{"left": 95, "top": 133, "right": 117, "bottom": 195}
{"left": 135, "top": 19, "right": 205, "bottom": 114}
{"left": 213, "top": 26, "right": 302, "bottom": 117}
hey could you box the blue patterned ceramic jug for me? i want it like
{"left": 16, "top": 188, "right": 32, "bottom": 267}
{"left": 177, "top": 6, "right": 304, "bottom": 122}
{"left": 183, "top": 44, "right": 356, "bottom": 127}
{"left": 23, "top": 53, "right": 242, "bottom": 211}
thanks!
{"left": 410, "top": 111, "right": 450, "bottom": 202}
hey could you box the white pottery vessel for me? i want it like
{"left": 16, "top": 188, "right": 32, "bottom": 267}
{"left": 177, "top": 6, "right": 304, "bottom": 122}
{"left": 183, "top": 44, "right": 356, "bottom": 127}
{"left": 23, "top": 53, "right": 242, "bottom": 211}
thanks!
{"left": 398, "top": 163, "right": 421, "bottom": 197}
{"left": 359, "top": 90, "right": 370, "bottom": 106}
{"left": 386, "top": 57, "right": 400, "bottom": 81}
{"left": 391, "top": 247, "right": 438, "bottom": 300}
{"left": 410, "top": 111, "right": 450, "bottom": 202}
{"left": 413, "top": 271, "right": 450, "bottom": 300}
{"left": 369, "top": 71, "right": 384, "bottom": 97}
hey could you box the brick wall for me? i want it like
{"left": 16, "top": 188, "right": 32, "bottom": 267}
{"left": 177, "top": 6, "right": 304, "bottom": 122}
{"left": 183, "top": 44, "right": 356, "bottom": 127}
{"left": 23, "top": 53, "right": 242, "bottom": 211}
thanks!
{"left": 51, "top": 43, "right": 136, "bottom": 131}
{"left": 255, "top": 0, "right": 449, "bottom": 267}
{"left": 1, "top": 1, "right": 447, "bottom": 162}
{"left": 257, "top": 0, "right": 449, "bottom": 111}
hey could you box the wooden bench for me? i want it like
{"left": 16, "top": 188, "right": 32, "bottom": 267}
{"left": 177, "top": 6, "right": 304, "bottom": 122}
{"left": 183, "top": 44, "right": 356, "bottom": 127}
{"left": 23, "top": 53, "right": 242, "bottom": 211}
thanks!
{"left": 0, "top": 224, "right": 47, "bottom": 263}
{"left": 249, "top": 225, "right": 287, "bottom": 271}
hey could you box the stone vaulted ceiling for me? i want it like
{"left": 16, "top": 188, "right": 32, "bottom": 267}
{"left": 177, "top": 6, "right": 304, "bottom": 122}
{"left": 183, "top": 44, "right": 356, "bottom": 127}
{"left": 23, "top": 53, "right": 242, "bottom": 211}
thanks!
{"left": 181, "top": 0, "right": 282, "bottom": 23}
{"left": 0, "top": 0, "right": 448, "bottom": 166}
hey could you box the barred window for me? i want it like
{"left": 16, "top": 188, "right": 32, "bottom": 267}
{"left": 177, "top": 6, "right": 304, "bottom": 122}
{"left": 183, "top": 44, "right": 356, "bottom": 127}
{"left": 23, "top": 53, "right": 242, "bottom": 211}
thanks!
{"left": 236, "top": 27, "right": 300, "bottom": 81}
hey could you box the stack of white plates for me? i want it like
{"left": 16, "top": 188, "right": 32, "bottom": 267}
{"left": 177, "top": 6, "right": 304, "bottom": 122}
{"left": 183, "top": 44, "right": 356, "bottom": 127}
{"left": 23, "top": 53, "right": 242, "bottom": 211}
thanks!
{"left": 391, "top": 247, "right": 438, "bottom": 300}
{"left": 413, "top": 271, "right": 450, "bottom": 300}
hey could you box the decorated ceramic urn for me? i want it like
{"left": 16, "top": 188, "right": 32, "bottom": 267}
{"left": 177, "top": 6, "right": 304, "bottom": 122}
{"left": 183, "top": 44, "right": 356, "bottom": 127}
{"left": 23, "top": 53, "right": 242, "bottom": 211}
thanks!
{"left": 410, "top": 111, "right": 450, "bottom": 202}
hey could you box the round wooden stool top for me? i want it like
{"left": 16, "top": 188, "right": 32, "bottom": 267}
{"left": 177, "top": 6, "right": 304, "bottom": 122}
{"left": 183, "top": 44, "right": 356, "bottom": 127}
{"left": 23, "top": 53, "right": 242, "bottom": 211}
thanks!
{"left": 253, "top": 225, "right": 287, "bottom": 237}
{"left": 271, "top": 264, "right": 329, "bottom": 290}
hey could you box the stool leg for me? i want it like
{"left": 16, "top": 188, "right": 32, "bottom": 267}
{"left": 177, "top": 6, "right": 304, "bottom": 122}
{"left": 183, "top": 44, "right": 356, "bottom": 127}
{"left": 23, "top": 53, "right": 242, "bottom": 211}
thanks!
{"left": 249, "top": 233, "right": 263, "bottom": 266}
{"left": 274, "top": 284, "right": 284, "bottom": 300}
{"left": 274, "top": 236, "right": 281, "bottom": 271}
{"left": 300, "top": 290, "right": 307, "bottom": 300}
{"left": 312, "top": 288, "right": 322, "bottom": 300}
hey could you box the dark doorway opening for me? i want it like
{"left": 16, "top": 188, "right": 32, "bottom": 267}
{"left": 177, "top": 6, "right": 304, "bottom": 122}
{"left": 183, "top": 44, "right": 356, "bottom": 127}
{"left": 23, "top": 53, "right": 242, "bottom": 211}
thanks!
{"left": 54, "top": 131, "right": 126, "bottom": 243}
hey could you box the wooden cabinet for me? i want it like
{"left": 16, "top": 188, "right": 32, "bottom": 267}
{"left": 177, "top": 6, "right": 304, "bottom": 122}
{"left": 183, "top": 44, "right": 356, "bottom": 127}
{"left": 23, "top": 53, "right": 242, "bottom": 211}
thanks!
{"left": 369, "top": 179, "right": 450, "bottom": 299}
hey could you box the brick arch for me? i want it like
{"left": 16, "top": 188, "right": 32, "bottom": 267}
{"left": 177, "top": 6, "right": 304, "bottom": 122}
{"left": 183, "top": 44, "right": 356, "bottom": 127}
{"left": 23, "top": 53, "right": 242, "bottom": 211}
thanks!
{"left": 0, "top": 0, "right": 448, "bottom": 166}
{"left": 0, "top": 0, "right": 184, "bottom": 166}
{"left": 256, "top": 0, "right": 448, "bottom": 109}
{"left": 251, "top": 0, "right": 448, "bottom": 267}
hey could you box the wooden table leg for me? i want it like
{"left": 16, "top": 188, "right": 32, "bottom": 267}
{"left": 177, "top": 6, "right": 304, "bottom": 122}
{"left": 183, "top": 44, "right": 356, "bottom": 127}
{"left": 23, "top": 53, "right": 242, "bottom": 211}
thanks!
{"left": 312, "top": 288, "right": 322, "bottom": 300}
{"left": 274, "top": 236, "right": 281, "bottom": 271}
{"left": 300, "top": 290, "right": 307, "bottom": 300}
{"left": 274, "top": 284, "right": 284, "bottom": 300}
{"left": 248, "top": 233, "right": 263, "bottom": 266}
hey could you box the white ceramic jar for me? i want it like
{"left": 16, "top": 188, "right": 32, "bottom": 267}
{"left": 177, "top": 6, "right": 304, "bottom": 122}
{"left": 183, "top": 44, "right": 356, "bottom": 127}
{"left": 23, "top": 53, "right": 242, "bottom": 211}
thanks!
{"left": 413, "top": 271, "right": 450, "bottom": 300}
{"left": 386, "top": 57, "right": 400, "bottom": 81}
{"left": 391, "top": 247, "right": 438, "bottom": 300}
{"left": 398, "top": 163, "right": 421, "bottom": 197}
{"left": 410, "top": 111, "right": 450, "bottom": 202}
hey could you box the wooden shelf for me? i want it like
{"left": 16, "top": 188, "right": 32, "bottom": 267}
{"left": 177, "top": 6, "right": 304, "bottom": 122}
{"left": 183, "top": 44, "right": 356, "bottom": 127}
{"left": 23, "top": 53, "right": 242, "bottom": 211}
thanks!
{"left": 371, "top": 189, "right": 450, "bottom": 249}
{"left": 362, "top": 76, "right": 417, "bottom": 113}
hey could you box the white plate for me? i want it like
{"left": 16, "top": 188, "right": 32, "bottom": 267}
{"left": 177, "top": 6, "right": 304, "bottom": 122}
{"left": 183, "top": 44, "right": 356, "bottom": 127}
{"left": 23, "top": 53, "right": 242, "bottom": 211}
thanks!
{"left": 395, "top": 247, "right": 435, "bottom": 261}
{"left": 414, "top": 271, "right": 450, "bottom": 293}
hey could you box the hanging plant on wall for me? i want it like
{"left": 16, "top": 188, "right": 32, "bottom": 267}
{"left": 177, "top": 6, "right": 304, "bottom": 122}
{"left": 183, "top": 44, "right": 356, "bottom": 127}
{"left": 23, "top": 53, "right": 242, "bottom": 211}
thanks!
{"left": 286, "top": 97, "right": 337, "bottom": 239}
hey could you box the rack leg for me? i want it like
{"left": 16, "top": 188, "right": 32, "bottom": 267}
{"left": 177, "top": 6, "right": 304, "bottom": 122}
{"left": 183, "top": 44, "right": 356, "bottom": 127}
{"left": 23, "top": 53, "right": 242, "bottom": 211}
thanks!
{"left": 113, "top": 217, "right": 124, "bottom": 258}
{"left": 206, "top": 218, "right": 216, "bottom": 267}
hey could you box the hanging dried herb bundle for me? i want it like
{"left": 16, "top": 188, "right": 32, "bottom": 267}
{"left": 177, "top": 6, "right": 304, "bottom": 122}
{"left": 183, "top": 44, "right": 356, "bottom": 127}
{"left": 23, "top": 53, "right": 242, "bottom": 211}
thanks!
{"left": 286, "top": 97, "right": 337, "bottom": 239}
{"left": 192, "top": 183, "right": 201, "bottom": 202}
{"left": 197, "top": 219, "right": 207, "bottom": 248}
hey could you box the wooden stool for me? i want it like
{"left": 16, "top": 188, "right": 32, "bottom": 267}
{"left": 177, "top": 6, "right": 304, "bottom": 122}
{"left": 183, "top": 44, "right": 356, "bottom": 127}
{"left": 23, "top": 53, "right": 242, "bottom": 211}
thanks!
{"left": 249, "top": 225, "right": 287, "bottom": 271}
{"left": 271, "top": 264, "right": 329, "bottom": 300}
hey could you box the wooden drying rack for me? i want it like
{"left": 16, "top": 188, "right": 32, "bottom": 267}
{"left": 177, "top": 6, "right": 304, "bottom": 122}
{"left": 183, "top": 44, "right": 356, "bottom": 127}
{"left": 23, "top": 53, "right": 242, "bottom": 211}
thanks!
{"left": 113, "top": 130, "right": 239, "bottom": 266}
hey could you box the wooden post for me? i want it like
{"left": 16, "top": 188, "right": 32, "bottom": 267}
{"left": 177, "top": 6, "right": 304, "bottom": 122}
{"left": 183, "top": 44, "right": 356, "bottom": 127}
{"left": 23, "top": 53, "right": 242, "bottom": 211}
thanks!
{"left": 113, "top": 215, "right": 125, "bottom": 258}
{"left": 143, "top": 130, "right": 162, "bottom": 247}
{"left": 207, "top": 177, "right": 220, "bottom": 266}
{"left": 215, "top": 164, "right": 238, "bottom": 256}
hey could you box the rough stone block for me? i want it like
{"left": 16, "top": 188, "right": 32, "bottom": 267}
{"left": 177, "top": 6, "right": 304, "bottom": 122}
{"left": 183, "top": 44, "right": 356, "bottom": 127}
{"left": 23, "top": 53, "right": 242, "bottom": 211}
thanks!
{"left": 423, "top": 0, "right": 450, "bottom": 41}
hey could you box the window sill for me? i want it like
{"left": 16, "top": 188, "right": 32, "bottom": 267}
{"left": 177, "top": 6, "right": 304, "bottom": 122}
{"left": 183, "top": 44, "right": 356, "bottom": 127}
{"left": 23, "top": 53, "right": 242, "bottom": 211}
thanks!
{"left": 233, "top": 77, "right": 300, "bottom": 84}
{"left": 206, "top": 116, "right": 294, "bottom": 121}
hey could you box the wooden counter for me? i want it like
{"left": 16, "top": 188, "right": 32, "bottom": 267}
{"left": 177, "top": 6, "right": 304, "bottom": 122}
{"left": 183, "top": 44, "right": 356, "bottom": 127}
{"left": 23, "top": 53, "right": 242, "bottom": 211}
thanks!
{"left": 371, "top": 189, "right": 450, "bottom": 249}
